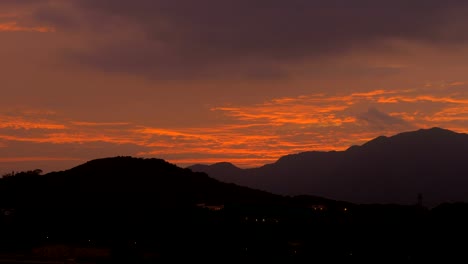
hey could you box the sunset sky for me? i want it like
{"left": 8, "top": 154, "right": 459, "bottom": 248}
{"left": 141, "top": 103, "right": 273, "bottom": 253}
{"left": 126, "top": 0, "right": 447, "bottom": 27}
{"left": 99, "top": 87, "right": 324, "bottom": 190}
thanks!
{"left": 1, "top": 0, "right": 468, "bottom": 174}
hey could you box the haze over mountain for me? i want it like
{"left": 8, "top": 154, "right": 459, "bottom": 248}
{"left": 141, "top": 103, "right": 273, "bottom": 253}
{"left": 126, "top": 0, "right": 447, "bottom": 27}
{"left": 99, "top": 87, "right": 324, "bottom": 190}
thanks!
{"left": 189, "top": 127, "right": 468, "bottom": 207}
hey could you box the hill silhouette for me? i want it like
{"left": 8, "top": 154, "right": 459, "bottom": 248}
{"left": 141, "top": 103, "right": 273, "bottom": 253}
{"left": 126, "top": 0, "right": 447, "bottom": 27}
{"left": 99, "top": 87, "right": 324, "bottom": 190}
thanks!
{"left": 189, "top": 161, "right": 244, "bottom": 184}
{"left": 0, "top": 157, "right": 289, "bottom": 210}
{"left": 189, "top": 127, "right": 468, "bottom": 207}
{"left": 0, "top": 156, "right": 354, "bottom": 262}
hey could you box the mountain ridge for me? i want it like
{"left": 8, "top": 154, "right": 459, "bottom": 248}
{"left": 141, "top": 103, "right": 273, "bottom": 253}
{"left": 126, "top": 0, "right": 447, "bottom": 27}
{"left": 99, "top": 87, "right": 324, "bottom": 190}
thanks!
{"left": 0, "top": 156, "right": 350, "bottom": 210}
{"left": 189, "top": 127, "right": 468, "bottom": 207}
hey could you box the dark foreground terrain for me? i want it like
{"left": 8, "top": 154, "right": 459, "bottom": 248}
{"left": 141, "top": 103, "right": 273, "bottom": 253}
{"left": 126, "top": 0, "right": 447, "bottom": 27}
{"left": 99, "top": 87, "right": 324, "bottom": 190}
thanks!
{"left": 2, "top": 202, "right": 468, "bottom": 263}
{"left": 0, "top": 157, "right": 467, "bottom": 263}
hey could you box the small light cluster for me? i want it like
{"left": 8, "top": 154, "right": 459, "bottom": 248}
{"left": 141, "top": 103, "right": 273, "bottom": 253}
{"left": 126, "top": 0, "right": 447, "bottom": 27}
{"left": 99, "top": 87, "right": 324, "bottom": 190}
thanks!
{"left": 243, "top": 216, "right": 279, "bottom": 224}
{"left": 310, "top": 205, "right": 327, "bottom": 211}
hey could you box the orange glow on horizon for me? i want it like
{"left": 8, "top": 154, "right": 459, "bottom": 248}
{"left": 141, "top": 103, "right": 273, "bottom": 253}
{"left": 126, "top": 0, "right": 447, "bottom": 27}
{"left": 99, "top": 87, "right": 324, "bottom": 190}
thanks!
{"left": 0, "top": 88, "right": 467, "bottom": 169}
{"left": 0, "top": 22, "right": 55, "bottom": 33}
{"left": 0, "top": 156, "right": 82, "bottom": 163}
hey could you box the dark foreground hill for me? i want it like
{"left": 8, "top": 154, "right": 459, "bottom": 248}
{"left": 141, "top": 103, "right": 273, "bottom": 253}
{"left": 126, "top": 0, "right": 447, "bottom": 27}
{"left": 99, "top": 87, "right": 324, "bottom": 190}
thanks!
{"left": 0, "top": 157, "right": 349, "bottom": 262}
{"left": 190, "top": 127, "right": 468, "bottom": 207}
{"left": 0, "top": 156, "right": 285, "bottom": 209}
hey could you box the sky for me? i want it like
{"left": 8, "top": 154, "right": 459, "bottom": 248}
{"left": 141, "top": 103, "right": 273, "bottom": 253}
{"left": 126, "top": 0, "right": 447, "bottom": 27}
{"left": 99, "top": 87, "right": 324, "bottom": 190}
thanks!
{"left": 1, "top": 0, "right": 468, "bottom": 174}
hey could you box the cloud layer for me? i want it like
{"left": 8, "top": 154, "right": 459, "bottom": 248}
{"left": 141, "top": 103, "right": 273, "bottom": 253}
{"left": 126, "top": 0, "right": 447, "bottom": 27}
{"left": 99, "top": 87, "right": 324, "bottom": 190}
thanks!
{"left": 10, "top": 0, "right": 467, "bottom": 78}
{"left": 1, "top": 87, "right": 466, "bottom": 172}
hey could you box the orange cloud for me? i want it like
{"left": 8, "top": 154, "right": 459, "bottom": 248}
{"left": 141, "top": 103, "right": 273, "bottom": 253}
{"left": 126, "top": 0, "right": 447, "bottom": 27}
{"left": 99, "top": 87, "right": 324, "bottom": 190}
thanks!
{"left": 0, "top": 21, "right": 55, "bottom": 33}
{"left": 1, "top": 87, "right": 467, "bottom": 169}
{"left": 135, "top": 127, "right": 216, "bottom": 141}
{"left": 378, "top": 95, "right": 468, "bottom": 104}
{"left": 71, "top": 121, "right": 131, "bottom": 127}
{"left": 213, "top": 93, "right": 363, "bottom": 128}
{"left": 0, "top": 116, "right": 66, "bottom": 130}
{"left": 0, "top": 157, "right": 81, "bottom": 163}
{"left": 351, "top": 89, "right": 398, "bottom": 98}
{"left": 448, "top": 82, "right": 465, "bottom": 87}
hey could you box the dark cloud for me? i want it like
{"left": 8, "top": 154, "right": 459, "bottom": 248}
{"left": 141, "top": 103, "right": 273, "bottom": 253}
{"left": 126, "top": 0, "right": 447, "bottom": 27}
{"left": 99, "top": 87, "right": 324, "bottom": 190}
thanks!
{"left": 32, "top": 6, "right": 80, "bottom": 30}
{"left": 33, "top": 0, "right": 468, "bottom": 78}
{"left": 358, "top": 107, "right": 413, "bottom": 130}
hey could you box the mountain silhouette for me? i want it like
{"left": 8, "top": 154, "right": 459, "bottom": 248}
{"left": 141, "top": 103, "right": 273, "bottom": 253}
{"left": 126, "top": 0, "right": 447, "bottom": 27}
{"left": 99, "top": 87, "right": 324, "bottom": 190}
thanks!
{"left": 0, "top": 156, "right": 352, "bottom": 225}
{"left": 189, "top": 127, "right": 468, "bottom": 207}
{"left": 0, "top": 156, "right": 352, "bottom": 259}
{"left": 0, "top": 156, "right": 290, "bottom": 210}
{"left": 189, "top": 162, "right": 244, "bottom": 183}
